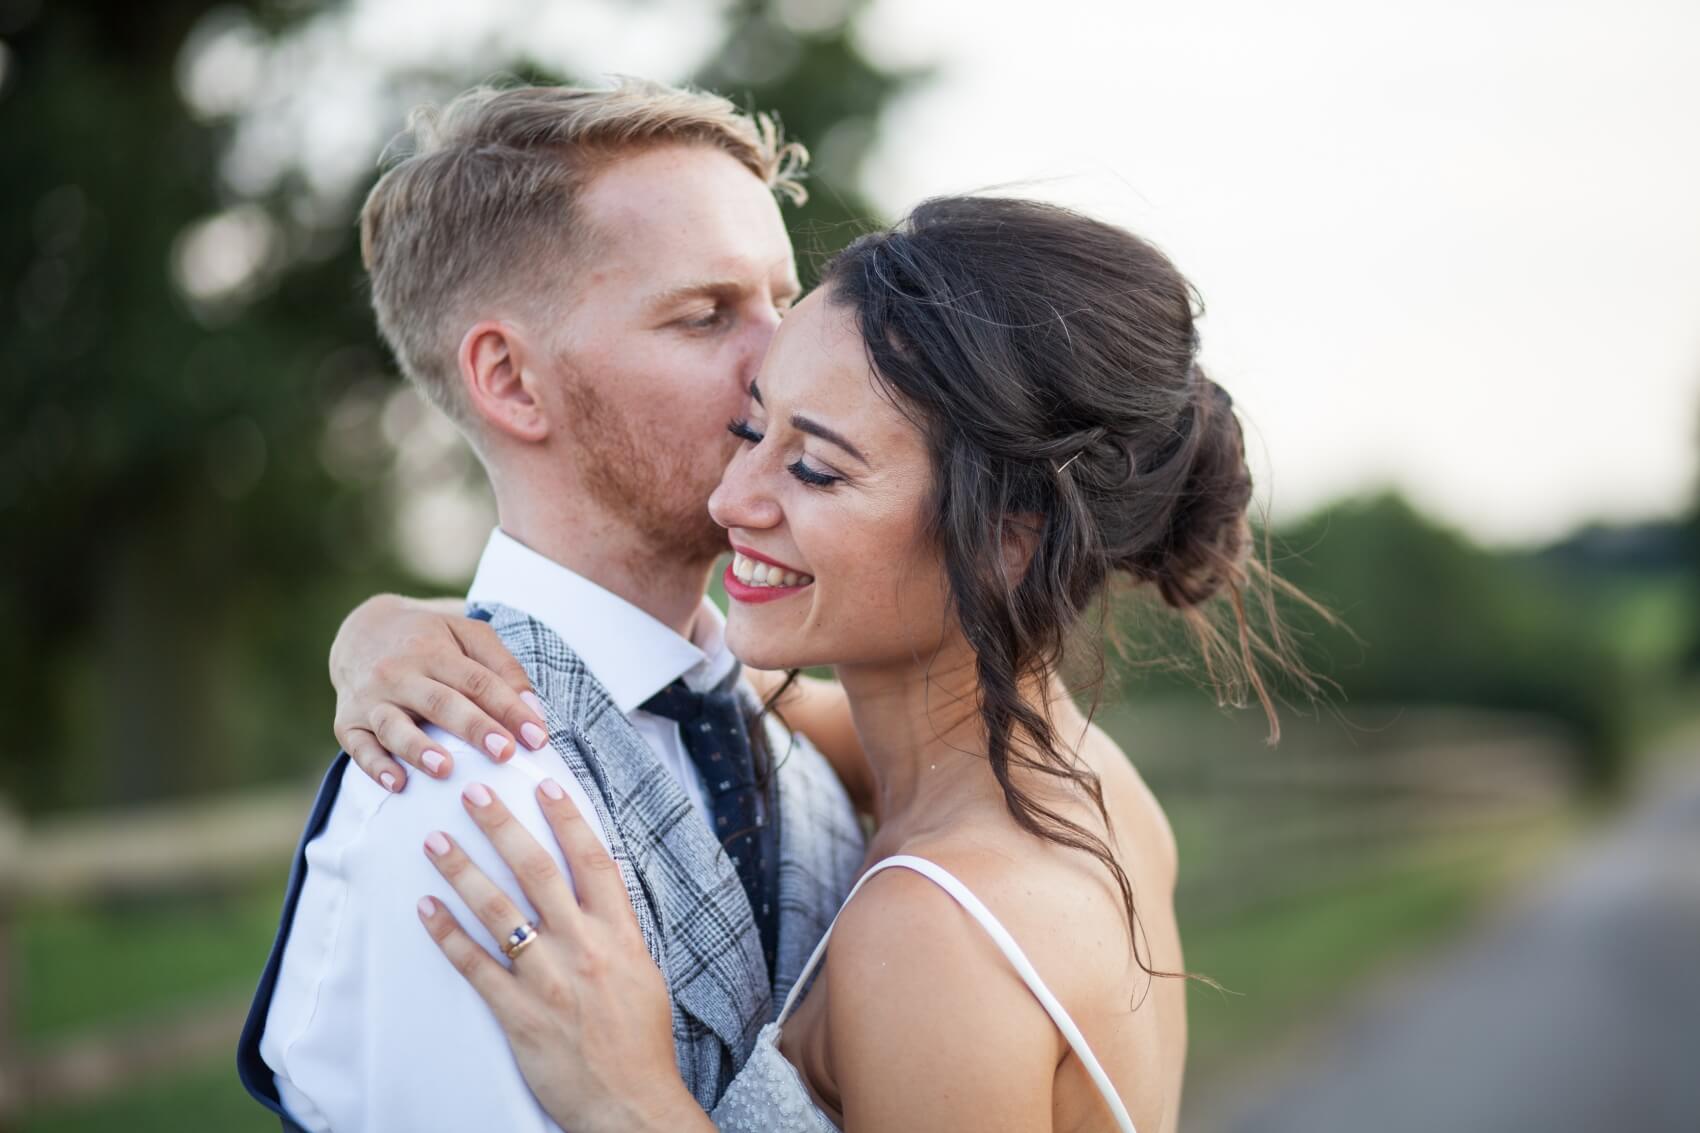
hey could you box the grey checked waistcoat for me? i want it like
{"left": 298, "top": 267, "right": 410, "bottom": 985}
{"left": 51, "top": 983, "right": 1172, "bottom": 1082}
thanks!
{"left": 477, "top": 602, "right": 865, "bottom": 1108}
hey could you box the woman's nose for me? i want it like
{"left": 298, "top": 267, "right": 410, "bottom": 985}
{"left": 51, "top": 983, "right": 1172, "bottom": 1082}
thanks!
{"left": 709, "top": 447, "right": 783, "bottom": 532}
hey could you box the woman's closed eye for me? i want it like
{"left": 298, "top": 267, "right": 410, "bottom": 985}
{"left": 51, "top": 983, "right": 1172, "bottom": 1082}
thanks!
{"left": 786, "top": 460, "right": 841, "bottom": 487}
{"left": 726, "top": 417, "right": 845, "bottom": 488}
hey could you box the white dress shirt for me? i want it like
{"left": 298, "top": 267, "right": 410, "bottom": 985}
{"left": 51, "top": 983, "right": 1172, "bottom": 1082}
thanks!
{"left": 259, "top": 528, "right": 735, "bottom": 1132}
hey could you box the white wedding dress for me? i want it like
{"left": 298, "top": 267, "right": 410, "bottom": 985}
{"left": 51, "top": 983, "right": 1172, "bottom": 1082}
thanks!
{"left": 710, "top": 855, "right": 1138, "bottom": 1132}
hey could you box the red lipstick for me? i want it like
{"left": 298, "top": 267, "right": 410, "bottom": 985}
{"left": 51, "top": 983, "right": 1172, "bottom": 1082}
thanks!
{"left": 725, "top": 544, "right": 813, "bottom": 605}
{"left": 723, "top": 563, "right": 807, "bottom": 604}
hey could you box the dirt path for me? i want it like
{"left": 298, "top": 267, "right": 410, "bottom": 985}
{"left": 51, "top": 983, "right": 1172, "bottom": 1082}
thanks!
{"left": 1208, "top": 752, "right": 1700, "bottom": 1133}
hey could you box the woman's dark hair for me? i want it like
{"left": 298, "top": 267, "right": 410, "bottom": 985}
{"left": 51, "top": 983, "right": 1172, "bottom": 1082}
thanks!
{"left": 818, "top": 195, "right": 1318, "bottom": 984}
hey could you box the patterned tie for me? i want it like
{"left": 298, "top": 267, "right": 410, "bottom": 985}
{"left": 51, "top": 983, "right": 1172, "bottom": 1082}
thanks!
{"left": 640, "top": 665, "right": 779, "bottom": 977}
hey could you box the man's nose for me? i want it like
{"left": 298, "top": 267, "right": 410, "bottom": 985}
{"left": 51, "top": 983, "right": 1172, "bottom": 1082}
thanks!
{"left": 738, "top": 309, "right": 782, "bottom": 386}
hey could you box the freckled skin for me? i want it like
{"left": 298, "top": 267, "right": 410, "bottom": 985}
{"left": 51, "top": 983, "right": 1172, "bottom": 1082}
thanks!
{"left": 709, "top": 290, "right": 952, "bottom": 671}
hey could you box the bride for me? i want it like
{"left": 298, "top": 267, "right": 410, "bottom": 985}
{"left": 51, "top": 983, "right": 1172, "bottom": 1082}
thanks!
{"left": 328, "top": 195, "right": 1297, "bottom": 1132}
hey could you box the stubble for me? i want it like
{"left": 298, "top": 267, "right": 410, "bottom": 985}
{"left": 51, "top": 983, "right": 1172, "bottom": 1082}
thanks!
{"left": 559, "top": 371, "right": 731, "bottom": 567}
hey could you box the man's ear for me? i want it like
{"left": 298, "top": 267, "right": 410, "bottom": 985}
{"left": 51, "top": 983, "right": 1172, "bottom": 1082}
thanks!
{"left": 458, "top": 320, "right": 550, "bottom": 443}
{"left": 999, "top": 514, "right": 1043, "bottom": 586}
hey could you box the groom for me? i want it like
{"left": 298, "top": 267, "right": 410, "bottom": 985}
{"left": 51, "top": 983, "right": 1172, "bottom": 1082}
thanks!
{"left": 238, "top": 80, "right": 865, "bottom": 1131}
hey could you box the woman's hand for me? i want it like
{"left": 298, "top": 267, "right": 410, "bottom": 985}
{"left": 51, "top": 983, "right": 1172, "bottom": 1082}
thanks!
{"left": 331, "top": 594, "right": 549, "bottom": 793}
{"left": 417, "top": 781, "right": 712, "bottom": 1133}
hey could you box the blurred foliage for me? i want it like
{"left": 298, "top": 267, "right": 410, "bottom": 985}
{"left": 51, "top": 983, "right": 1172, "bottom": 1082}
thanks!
{"left": 1268, "top": 492, "right": 1698, "bottom": 792}
{"left": 0, "top": 0, "right": 910, "bottom": 814}
{"left": 1, "top": 0, "right": 403, "bottom": 812}
{"left": 695, "top": 0, "right": 929, "bottom": 283}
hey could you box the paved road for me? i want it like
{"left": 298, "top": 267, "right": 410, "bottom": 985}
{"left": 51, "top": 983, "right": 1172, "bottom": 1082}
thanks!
{"left": 1217, "top": 755, "right": 1700, "bottom": 1133}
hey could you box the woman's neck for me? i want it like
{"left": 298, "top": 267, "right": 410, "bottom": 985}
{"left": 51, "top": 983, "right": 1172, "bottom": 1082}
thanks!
{"left": 835, "top": 636, "right": 1087, "bottom": 845}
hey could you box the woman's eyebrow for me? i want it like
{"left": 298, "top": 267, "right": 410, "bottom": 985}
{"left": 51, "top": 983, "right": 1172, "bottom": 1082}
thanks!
{"left": 748, "top": 381, "right": 867, "bottom": 465}
{"left": 791, "top": 415, "right": 867, "bottom": 465}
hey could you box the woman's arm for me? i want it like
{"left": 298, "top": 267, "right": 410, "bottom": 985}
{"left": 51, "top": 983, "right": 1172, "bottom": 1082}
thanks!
{"left": 330, "top": 594, "right": 876, "bottom": 817}
{"left": 330, "top": 594, "right": 549, "bottom": 791}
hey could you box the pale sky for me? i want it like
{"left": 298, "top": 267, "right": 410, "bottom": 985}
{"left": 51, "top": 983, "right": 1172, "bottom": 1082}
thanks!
{"left": 852, "top": 0, "right": 1700, "bottom": 543}
{"left": 201, "top": 0, "right": 1700, "bottom": 550}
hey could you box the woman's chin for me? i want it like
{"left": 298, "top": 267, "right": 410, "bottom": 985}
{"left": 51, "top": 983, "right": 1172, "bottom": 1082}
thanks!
{"left": 725, "top": 625, "right": 808, "bottom": 675}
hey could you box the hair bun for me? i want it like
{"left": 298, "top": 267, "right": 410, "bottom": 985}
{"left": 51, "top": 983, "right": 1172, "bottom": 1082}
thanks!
{"left": 1118, "top": 371, "right": 1253, "bottom": 609}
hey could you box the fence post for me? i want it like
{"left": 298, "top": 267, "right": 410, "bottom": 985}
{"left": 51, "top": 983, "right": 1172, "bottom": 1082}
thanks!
{"left": 0, "top": 796, "right": 22, "bottom": 1131}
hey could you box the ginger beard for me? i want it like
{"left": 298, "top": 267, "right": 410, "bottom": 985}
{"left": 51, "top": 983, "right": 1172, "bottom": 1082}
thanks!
{"left": 559, "top": 359, "right": 736, "bottom": 567}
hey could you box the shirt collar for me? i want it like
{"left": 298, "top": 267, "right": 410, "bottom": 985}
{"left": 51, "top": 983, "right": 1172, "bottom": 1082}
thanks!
{"left": 466, "top": 528, "right": 732, "bottom": 714}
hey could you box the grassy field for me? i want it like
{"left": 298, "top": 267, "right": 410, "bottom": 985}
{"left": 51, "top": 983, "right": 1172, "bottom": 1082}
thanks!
{"left": 24, "top": 1059, "right": 272, "bottom": 1133}
{"left": 23, "top": 885, "right": 284, "bottom": 1042}
{"left": 1179, "top": 816, "right": 1574, "bottom": 1078}
{"left": 18, "top": 883, "right": 285, "bottom": 1132}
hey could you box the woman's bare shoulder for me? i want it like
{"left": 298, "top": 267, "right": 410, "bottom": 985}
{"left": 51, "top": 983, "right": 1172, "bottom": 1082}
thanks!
{"left": 819, "top": 861, "right": 1062, "bottom": 1129}
{"left": 1077, "top": 718, "right": 1181, "bottom": 888}
{"left": 861, "top": 833, "right": 1135, "bottom": 995}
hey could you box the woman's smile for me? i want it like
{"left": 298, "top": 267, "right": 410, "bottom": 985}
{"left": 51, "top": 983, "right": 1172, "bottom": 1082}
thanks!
{"left": 724, "top": 545, "right": 815, "bottom": 603}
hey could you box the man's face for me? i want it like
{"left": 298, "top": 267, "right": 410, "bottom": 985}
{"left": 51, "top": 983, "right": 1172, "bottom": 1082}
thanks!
{"left": 538, "top": 144, "right": 800, "bottom": 566}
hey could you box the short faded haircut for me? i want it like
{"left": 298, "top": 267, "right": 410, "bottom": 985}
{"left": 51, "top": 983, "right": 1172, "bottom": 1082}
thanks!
{"left": 359, "top": 78, "right": 809, "bottom": 428}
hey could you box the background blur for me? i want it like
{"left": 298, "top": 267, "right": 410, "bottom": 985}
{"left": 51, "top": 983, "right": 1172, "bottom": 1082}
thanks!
{"left": 3, "top": 1, "right": 1698, "bottom": 1130}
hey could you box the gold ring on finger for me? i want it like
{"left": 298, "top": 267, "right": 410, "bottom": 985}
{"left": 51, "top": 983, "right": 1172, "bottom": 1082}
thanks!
{"left": 503, "top": 921, "right": 540, "bottom": 961}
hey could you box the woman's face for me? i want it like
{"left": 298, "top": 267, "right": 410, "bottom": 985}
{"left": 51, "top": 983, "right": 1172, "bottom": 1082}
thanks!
{"left": 707, "top": 288, "right": 951, "bottom": 672}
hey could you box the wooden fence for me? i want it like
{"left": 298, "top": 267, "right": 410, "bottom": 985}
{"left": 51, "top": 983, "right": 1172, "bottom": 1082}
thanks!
{"left": 0, "top": 781, "right": 315, "bottom": 1127}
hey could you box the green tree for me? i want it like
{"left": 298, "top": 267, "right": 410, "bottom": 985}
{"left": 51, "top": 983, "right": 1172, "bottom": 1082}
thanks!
{"left": 693, "top": 0, "right": 926, "bottom": 284}
{"left": 1271, "top": 493, "right": 1633, "bottom": 791}
{"left": 1, "top": 0, "right": 396, "bottom": 811}
{"left": 0, "top": 0, "right": 910, "bottom": 813}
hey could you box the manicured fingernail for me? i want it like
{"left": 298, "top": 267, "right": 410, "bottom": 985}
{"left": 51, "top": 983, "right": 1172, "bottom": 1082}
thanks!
{"left": 464, "top": 782, "right": 493, "bottom": 808}
{"left": 539, "top": 777, "right": 566, "bottom": 801}
{"left": 484, "top": 733, "right": 510, "bottom": 760}
{"left": 521, "top": 722, "right": 547, "bottom": 750}
{"left": 379, "top": 771, "right": 399, "bottom": 792}
{"left": 425, "top": 831, "right": 451, "bottom": 857}
{"left": 521, "top": 691, "right": 544, "bottom": 717}
{"left": 417, "top": 896, "right": 437, "bottom": 918}
{"left": 422, "top": 750, "right": 448, "bottom": 775}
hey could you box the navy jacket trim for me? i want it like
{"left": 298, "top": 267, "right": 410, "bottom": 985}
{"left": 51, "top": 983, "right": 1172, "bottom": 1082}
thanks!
{"left": 236, "top": 752, "right": 349, "bottom": 1132}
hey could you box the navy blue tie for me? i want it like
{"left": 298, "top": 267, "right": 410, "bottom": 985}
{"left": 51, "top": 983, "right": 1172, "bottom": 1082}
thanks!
{"left": 641, "top": 666, "right": 779, "bottom": 977}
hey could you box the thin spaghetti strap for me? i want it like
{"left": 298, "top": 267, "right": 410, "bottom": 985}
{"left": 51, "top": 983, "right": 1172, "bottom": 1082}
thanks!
{"left": 775, "top": 857, "right": 915, "bottom": 1024}
{"left": 776, "top": 855, "right": 1138, "bottom": 1133}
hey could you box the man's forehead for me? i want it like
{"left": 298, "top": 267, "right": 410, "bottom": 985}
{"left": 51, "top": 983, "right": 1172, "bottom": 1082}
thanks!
{"left": 576, "top": 145, "right": 794, "bottom": 270}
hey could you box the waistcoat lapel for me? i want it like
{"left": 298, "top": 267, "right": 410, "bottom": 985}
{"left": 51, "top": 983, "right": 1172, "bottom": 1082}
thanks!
{"left": 478, "top": 603, "right": 771, "bottom": 1075}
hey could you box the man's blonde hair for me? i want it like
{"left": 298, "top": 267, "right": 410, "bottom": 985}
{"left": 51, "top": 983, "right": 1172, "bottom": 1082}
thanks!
{"left": 359, "top": 78, "right": 809, "bottom": 427}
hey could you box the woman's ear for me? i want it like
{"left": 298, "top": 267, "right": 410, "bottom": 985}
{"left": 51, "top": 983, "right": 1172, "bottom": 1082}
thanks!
{"left": 458, "top": 320, "right": 550, "bottom": 443}
{"left": 999, "top": 514, "right": 1043, "bottom": 585}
